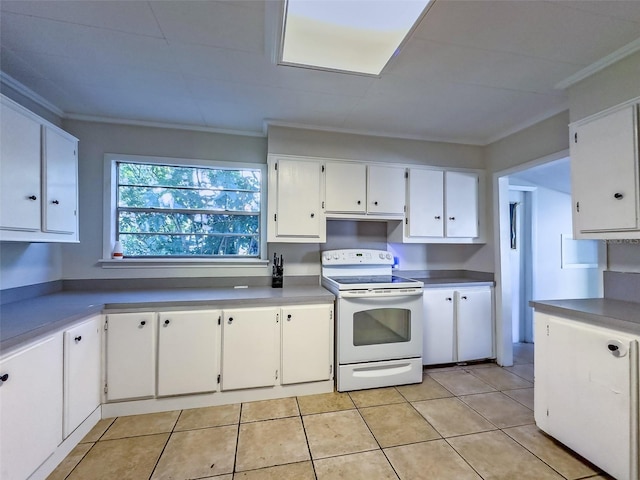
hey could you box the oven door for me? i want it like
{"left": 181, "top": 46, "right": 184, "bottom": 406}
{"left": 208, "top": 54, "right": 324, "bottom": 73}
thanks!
{"left": 336, "top": 289, "right": 423, "bottom": 364}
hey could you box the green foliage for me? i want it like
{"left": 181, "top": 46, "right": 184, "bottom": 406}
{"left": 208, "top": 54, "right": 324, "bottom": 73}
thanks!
{"left": 117, "top": 162, "right": 261, "bottom": 257}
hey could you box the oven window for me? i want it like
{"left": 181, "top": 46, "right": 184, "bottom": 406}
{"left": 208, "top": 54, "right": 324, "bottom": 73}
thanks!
{"left": 353, "top": 308, "right": 411, "bottom": 346}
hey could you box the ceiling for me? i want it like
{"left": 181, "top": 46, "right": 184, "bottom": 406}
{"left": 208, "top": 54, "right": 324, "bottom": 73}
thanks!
{"left": 510, "top": 157, "right": 571, "bottom": 194}
{"left": 1, "top": 1, "right": 640, "bottom": 145}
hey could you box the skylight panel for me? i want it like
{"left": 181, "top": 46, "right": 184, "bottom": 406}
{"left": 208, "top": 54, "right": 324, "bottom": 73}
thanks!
{"left": 280, "top": 0, "right": 432, "bottom": 76}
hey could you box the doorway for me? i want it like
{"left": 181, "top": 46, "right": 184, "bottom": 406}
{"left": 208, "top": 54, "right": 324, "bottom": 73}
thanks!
{"left": 493, "top": 151, "right": 606, "bottom": 366}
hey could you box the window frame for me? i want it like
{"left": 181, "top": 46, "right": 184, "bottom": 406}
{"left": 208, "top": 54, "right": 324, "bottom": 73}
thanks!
{"left": 103, "top": 153, "right": 268, "bottom": 265}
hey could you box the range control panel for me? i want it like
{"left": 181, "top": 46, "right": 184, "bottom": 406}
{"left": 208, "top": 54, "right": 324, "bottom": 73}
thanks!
{"left": 321, "top": 249, "right": 393, "bottom": 266}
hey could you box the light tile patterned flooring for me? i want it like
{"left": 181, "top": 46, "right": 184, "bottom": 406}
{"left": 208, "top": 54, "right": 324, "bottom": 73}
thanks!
{"left": 48, "top": 344, "right": 613, "bottom": 480}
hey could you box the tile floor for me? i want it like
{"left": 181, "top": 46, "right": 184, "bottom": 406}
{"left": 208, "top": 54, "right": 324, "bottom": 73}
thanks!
{"left": 48, "top": 343, "right": 613, "bottom": 480}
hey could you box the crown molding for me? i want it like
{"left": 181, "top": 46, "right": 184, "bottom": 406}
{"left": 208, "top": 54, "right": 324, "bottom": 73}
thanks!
{"left": 0, "top": 71, "right": 65, "bottom": 117}
{"left": 555, "top": 37, "right": 640, "bottom": 90}
{"left": 263, "top": 119, "right": 486, "bottom": 146}
{"left": 65, "top": 113, "right": 265, "bottom": 138}
{"left": 483, "top": 102, "right": 569, "bottom": 146}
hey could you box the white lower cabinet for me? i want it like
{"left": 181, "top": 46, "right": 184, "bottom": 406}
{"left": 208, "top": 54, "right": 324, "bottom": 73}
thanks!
{"left": 63, "top": 315, "right": 101, "bottom": 438}
{"left": 423, "top": 286, "right": 493, "bottom": 365}
{"left": 0, "top": 334, "right": 63, "bottom": 480}
{"left": 157, "top": 310, "right": 220, "bottom": 396}
{"left": 281, "top": 304, "right": 333, "bottom": 385}
{"left": 534, "top": 312, "right": 639, "bottom": 480}
{"left": 221, "top": 307, "right": 279, "bottom": 391}
{"left": 105, "top": 312, "right": 156, "bottom": 401}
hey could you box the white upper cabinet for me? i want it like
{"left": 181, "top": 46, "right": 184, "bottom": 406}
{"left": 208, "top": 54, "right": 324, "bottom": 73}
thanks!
{"left": 407, "top": 169, "right": 444, "bottom": 237}
{"left": 0, "top": 98, "right": 42, "bottom": 232}
{"left": 0, "top": 94, "right": 79, "bottom": 242}
{"left": 571, "top": 103, "right": 640, "bottom": 238}
{"left": 267, "top": 155, "right": 326, "bottom": 242}
{"left": 324, "top": 161, "right": 405, "bottom": 218}
{"left": 367, "top": 165, "right": 406, "bottom": 215}
{"left": 391, "top": 167, "right": 481, "bottom": 243}
{"left": 324, "top": 161, "right": 367, "bottom": 214}
{"left": 445, "top": 171, "right": 479, "bottom": 238}
{"left": 42, "top": 126, "right": 78, "bottom": 235}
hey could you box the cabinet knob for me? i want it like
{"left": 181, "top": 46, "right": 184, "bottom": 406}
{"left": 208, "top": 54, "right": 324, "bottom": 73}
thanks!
{"left": 357, "top": 200, "right": 361, "bottom": 205}
{"left": 0, "top": 373, "right": 9, "bottom": 384}
{"left": 28, "top": 195, "right": 37, "bottom": 201}
{"left": 310, "top": 213, "right": 315, "bottom": 218}
{"left": 446, "top": 297, "right": 452, "bottom": 302}
{"left": 449, "top": 216, "right": 455, "bottom": 221}
{"left": 164, "top": 319, "right": 170, "bottom": 326}
{"left": 287, "top": 314, "right": 292, "bottom": 321}
{"left": 435, "top": 215, "right": 441, "bottom": 220}
{"left": 228, "top": 317, "right": 233, "bottom": 324}
{"left": 461, "top": 296, "right": 468, "bottom": 300}
{"left": 51, "top": 199, "right": 60, "bottom": 205}
{"left": 614, "top": 192, "right": 624, "bottom": 200}
{"left": 140, "top": 320, "right": 146, "bottom": 326}
{"left": 374, "top": 201, "right": 379, "bottom": 206}
{"left": 74, "top": 335, "right": 82, "bottom": 342}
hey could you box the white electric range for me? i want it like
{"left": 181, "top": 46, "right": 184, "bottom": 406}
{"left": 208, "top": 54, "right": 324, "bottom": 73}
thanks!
{"left": 321, "top": 249, "right": 424, "bottom": 391}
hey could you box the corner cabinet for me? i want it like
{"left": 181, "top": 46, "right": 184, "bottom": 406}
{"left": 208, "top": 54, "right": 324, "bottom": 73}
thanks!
{"left": 267, "top": 155, "right": 326, "bottom": 243}
{"left": 570, "top": 102, "right": 640, "bottom": 239}
{"left": 388, "top": 168, "right": 483, "bottom": 244}
{"left": 0, "top": 334, "right": 63, "bottom": 480}
{"left": 0, "top": 94, "right": 79, "bottom": 242}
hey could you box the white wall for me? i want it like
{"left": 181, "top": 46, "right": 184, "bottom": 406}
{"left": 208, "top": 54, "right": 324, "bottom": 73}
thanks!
{"left": 533, "top": 186, "right": 603, "bottom": 300}
{"left": 567, "top": 51, "right": 640, "bottom": 272}
{"left": 0, "top": 89, "right": 64, "bottom": 289}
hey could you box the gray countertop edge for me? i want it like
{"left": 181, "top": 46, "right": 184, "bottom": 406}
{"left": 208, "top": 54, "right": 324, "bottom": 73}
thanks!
{"left": 0, "top": 286, "right": 335, "bottom": 354}
{"left": 530, "top": 298, "right": 640, "bottom": 335}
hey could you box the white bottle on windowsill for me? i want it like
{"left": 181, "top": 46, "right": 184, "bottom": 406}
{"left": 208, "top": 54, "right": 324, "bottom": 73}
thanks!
{"left": 112, "top": 241, "right": 123, "bottom": 260}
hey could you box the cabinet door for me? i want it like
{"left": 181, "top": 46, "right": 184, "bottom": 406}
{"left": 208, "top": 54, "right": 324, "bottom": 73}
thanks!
{"left": 324, "top": 162, "right": 367, "bottom": 213}
{"left": 0, "top": 99, "right": 41, "bottom": 231}
{"left": 368, "top": 165, "right": 405, "bottom": 215}
{"left": 64, "top": 316, "right": 101, "bottom": 438}
{"left": 542, "top": 315, "right": 637, "bottom": 480}
{"left": 105, "top": 312, "right": 156, "bottom": 401}
{"left": 281, "top": 304, "right": 333, "bottom": 384}
{"left": 274, "top": 158, "right": 324, "bottom": 239}
{"left": 221, "top": 307, "right": 279, "bottom": 390}
{"left": 456, "top": 288, "right": 493, "bottom": 362}
{"left": 571, "top": 105, "right": 638, "bottom": 233}
{"left": 445, "top": 171, "right": 478, "bottom": 238}
{"left": 407, "top": 169, "right": 444, "bottom": 237}
{"left": 42, "top": 126, "right": 78, "bottom": 235}
{"left": 157, "top": 310, "right": 220, "bottom": 396}
{"left": 0, "top": 335, "right": 63, "bottom": 480}
{"left": 422, "top": 289, "right": 455, "bottom": 364}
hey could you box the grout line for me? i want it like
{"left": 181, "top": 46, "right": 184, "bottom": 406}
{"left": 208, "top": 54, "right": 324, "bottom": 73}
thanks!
{"left": 232, "top": 402, "right": 244, "bottom": 475}
{"left": 295, "top": 395, "right": 319, "bottom": 480}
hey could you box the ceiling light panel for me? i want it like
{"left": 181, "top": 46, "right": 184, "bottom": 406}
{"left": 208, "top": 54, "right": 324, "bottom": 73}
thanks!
{"left": 280, "top": 0, "right": 432, "bottom": 76}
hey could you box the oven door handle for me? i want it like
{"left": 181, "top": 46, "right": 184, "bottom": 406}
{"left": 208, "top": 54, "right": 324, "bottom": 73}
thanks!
{"left": 340, "top": 288, "right": 423, "bottom": 298}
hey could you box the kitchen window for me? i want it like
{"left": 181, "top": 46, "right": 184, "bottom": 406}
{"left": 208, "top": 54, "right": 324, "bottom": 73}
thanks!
{"left": 103, "top": 154, "right": 266, "bottom": 262}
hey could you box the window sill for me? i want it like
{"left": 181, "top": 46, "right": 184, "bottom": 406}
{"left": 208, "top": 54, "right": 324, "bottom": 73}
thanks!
{"left": 98, "top": 258, "right": 269, "bottom": 269}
